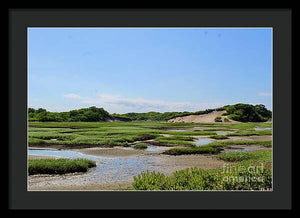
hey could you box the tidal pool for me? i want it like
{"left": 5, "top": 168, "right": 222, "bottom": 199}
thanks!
{"left": 146, "top": 146, "right": 163, "bottom": 152}
{"left": 196, "top": 138, "right": 212, "bottom": 146}
{"left": 224, "top": 148, "right": 250, "bottom": 152}
{"left": 255, "top": 127, "right": 271, "bottom": 131}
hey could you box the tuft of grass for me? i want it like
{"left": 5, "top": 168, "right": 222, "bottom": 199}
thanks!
{"left": 163, "top": 146, "right": 219, "bottom": 155}
{"left": 210, "top": 135, "right": 229, "bottom": 140}
{"left": 155, "top": 139, "right": 196, "bottom": 147}
{"left": 134, "top": 143, "right": 148, "bottom": 149}
{"left": 207, "top": 140, "right": 272, "bottom": 148}
{"left": 28, "top": 158, "right": 96, "bottom": 175}
{"left": 215, "top": 116, "right": 222, "bottom": 122}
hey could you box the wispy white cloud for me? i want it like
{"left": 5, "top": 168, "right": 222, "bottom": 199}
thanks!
{"left": 258, "top": 92, "right": 272, "bottom": 96}
{"left": 63, "top": 93, "right": 225, "bottom": 113}
{"left": 63, "top": 93, "right": 83, "bottom": 99}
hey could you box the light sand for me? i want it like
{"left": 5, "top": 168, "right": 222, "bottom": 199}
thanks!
{"left": 168, "top": 110, "right": 237, "bottom": 123}
{"left": 75, "top": 147, "right": 148, "bottom": 157}
{"left": 28, "top": 155, "right": 62, "bottom": 160}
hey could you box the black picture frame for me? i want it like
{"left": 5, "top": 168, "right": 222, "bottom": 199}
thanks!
{"left": 8, "top": 8, "right": 292, "bottom": 210}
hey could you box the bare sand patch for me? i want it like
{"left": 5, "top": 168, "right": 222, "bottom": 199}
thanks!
{"left": 168, "top": 110, "right": 238, "bottom": 123}
{"left": 151, "top": 154, "right": 226, "bottom": 176}
{"left": 222, "top": 144, "right": 271, "bottom": 152}
{"left": 225, "top": 135, "right": 272, "bottom": 141}
{"left": 75, "top": 147, "right": 148, "bottom": 157}
{"left": 28, "top": 155, "right": 61, "bottom": 160}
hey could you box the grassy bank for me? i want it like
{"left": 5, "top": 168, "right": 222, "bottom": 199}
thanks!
{"left": 28, "top": 158, "right": 96, "bottom": 175}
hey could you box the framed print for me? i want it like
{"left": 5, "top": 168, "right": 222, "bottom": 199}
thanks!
{"left": 8, "top": 8, "right": 292, "bottom": 210}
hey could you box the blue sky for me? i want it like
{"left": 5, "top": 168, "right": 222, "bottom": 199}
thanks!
{"left": 28, "top": 28, "right": 272, "bottom": 113}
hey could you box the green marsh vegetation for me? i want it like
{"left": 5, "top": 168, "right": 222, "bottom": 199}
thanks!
{"left": 216, "top": 150, "right": 271, "bottom": 162}
{"left": 210, "top": 135, "right": 229, "bottom": 140}
{"left": 132, "top": 150, "right": 272, "bottom": 190}
{"left": 163, "top": 140, "right": 271, "bottom": 156}
{"left": 28, "top": 158, "right": 96, "bottom": 175}
{"left": 215, "top": 116, "right": 222, "bottom": 122}
{"left": 133, "top": 143, "right": 148, "bottom": 149}
{"left": 28, "top": 121, "right": 272, "bottom": 149}
{"left": 28, "top": 111, "right": 272, "bottom": 191}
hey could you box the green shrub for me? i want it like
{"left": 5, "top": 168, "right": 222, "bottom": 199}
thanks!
{"left": 224, "top": 118, "right": 230, "bottom": 122}
{"left": 215, "top": 117, "right": 222, "bottom": 122}
{"left": 132, "top": 164, "right": 272, "bottom": 190}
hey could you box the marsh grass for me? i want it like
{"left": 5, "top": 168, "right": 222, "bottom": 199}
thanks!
{"left": 216, "top": 150, "right": 271, "bottom": 162}
{"left": 208, "top": 140, "right": 272, "bottom": 148}
{"left": 162, "top": 140, "right": 271, "bottom": 155}
{"left": 210, "top": 135, "right": 229, "bottom": 140}
{"left": 132, "top": 150, "right": 272, "bottom": 190}
{"left": 28, "top": 122, "right": 272, "bottom": 149}
{"left": 155, "top": 139, "right": 196, "bottom": 147}
{"left": 227, "top": 130, "right": 272, "bottom": 136}
{"left": 28, "top": 158, "right": 96, "bottom": 175}
{"left": 163, "top": 146, "right": 219, "bottom": 155}
{"left": 133, "top": 143, "right": 148, "bottom": 149}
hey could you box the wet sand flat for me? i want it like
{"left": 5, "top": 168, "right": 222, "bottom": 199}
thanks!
{"left": 225, "top": 135, "right": 272, "bottom": 141}
{"left": 28, "top": 155, "right": 62, "bottom": 160}
{"left": 75, "top": 147, "right": 148, "bottom": 157}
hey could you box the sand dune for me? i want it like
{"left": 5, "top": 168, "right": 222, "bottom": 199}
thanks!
{"left": 168, "top": 110, "right": 238, "bottom": 123}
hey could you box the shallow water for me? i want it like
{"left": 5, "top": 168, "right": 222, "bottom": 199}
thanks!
{"left": 146, "top": 146, "right": 162, "bottom": 152}
{"left": 196, "top": 138, "right": 212, "bottom": 146}
{"left": 28, "top": 149, "right": 100, "bottom": 161}
{"left": 170, "top": 129, "right": 185, "bottom": 132}
{"left": 224, "top": 148, "right": 250, "bottom": 152}
{"left": 255, "top": 127, "right": 271, "bottom": 131}
{"left": 28, "top": 149, "right": 158, "bottom": 185}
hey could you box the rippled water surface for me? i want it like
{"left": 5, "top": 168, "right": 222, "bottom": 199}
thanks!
{"left": 28, "top": 149, "right": 158, "bottom": 184}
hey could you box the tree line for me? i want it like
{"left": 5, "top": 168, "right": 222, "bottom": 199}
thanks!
{"left": 28, "top": 103, "right": 272, "bottom": 122}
